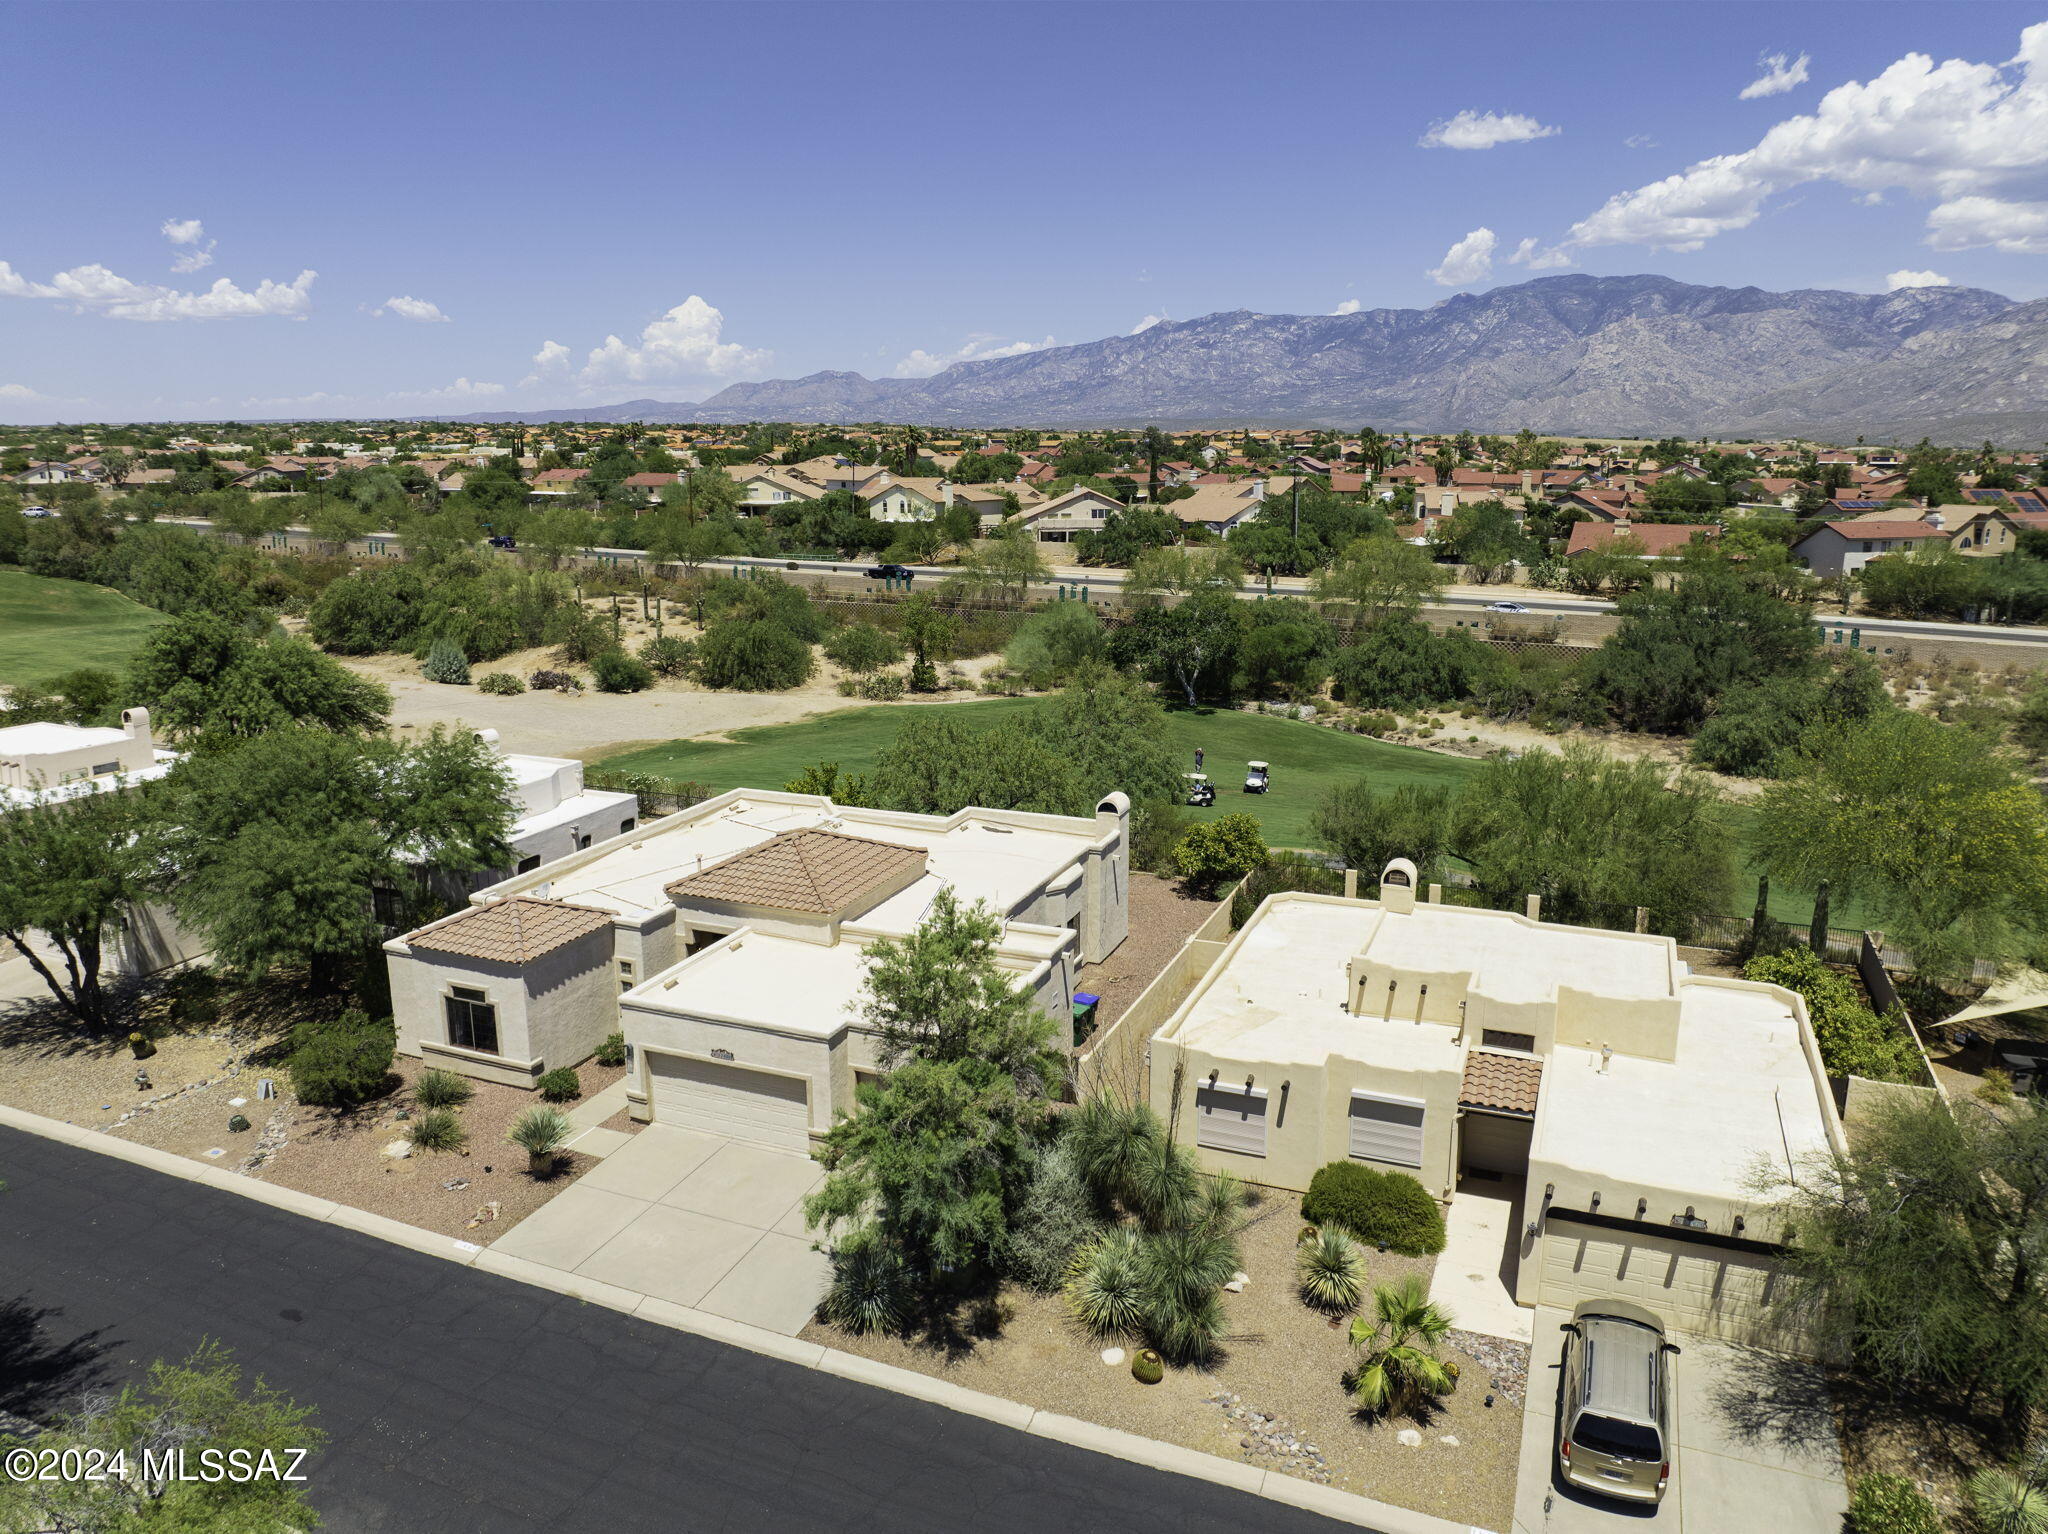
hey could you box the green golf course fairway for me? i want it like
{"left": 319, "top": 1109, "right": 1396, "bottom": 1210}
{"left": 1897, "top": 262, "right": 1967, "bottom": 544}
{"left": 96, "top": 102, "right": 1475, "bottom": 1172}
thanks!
{"left": 0, "top": 568, "right": 168, "bottom": 688}
{"left": 596, "top": 699, "right": 1840, "bottom": 925}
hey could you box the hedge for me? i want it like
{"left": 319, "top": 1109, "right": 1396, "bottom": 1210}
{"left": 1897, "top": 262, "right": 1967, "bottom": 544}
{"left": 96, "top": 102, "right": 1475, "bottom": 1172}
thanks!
{"left": 1301, "top": 1161, "right": 1446, "bottom": 1255}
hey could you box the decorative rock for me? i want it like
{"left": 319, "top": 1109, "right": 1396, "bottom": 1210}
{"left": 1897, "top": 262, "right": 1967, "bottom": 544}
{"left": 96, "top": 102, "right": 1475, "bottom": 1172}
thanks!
{"left": 380, "top": 1139, "right": 414, "bottom": 1159}
{"left": 1397, "top": 1429, "right": 1423, "bottom": 1447}
{"left": 1439, "top": 1435, "right": 1460, "bottom": 1447}
{"left": 1099, "top": 1347, "right": 1125, "bottom": 1366}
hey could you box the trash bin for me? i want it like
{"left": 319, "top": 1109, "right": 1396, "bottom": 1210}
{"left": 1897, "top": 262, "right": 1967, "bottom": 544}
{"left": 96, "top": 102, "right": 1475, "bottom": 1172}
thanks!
{"left": 1072, "top": 992, "right": 1101, "bottom": 1042}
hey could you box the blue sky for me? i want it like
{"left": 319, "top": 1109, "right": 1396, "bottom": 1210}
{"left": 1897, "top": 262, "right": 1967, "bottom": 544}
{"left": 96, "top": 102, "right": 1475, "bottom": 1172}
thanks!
{"left": 5, "top": 0, "right": 2047, "bottom": 423}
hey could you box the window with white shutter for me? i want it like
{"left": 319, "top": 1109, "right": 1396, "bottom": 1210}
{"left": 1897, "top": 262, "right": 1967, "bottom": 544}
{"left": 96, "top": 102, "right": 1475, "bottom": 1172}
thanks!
{"left": 1349, "top": 1091, "right": 1425, "bottom": 1168}
{"left": 1195, "top": 1084, "right": 1268, "bottom": 1158}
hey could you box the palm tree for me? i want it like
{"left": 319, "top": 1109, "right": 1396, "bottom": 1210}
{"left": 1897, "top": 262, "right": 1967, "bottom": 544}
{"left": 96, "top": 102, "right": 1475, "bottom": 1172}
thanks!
{"left": 1347, "top": 1276, "right": 1457, "bottom": 1416}
{"left": 901, "top": 426, "right": 926, "bottom": 475}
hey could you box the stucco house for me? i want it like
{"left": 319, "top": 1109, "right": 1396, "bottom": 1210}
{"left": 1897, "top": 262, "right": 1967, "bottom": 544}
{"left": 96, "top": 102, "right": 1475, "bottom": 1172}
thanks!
{"left": 384, "top": 788, "right": 1131, "bottom": 1139}
{"left": 1146, "top": 862, "right": 1845, "bottom": 1347}
{"left": 1010, "top": 486, "right": 1123, "bottom": 543}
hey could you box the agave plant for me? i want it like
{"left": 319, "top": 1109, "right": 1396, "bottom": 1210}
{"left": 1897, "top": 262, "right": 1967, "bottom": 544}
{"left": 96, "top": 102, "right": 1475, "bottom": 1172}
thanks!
{"left": 506, "top": 1105, "right": 574, "bottom": 1172}
{"left": 1347, "top": 1275, "right": 1456, "bottom": 1416}
{"left": 1064, "top": 1228, "right": 1145, "bottom": 1336}
{"left": 818, "top": 1233, "right": 911, "bottom": 1336}
{"left": 1297, "top": 1226, "right": 1368, "bottom": 1313}
{"left": 1971, "top": 1468, "right": 2048, "bottom": 1534}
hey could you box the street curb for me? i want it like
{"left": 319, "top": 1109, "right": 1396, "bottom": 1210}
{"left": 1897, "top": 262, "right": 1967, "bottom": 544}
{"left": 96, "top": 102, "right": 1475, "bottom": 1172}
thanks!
{"left": 0, "top": 1102, "right": 1485, "bottom": 1534}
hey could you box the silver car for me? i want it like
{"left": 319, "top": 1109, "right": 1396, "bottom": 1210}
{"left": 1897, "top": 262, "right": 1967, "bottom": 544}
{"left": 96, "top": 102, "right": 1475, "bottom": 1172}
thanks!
{"left": 1557, "top": 1299, "right": 1679, "bottom": 1503}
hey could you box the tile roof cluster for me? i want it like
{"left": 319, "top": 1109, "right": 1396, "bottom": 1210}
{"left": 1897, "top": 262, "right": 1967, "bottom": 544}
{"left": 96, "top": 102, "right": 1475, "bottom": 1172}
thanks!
{"left": 1565, "top": 521, "right": 1718, "bottom": 556}
{"left": 410, "top": 896, "right": 616, "bottom": 964}
{"left": 665, "top": 828, "right": 927, "bottom": 914}
{"left": 1460, "top": 1050, "right": 1544, "bottom": 1117}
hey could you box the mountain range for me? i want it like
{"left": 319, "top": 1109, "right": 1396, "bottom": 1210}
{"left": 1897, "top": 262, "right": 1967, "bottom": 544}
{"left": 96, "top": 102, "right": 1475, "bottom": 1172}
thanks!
{"left": 446, "top": 274, "right": 2048, "bottom": 443}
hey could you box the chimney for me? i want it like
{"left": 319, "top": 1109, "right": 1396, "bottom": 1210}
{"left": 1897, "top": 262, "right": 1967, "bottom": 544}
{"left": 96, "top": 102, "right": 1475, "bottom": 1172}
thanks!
{"left": 120, "top": 706, "right": 151, "bottom": 744}
{"left": 1926, "top": 510, "right": 1945, "bottom": 531}
{"left": 1520, "top": 468, "right": 1535, "bottom": 495}
{"left": 940, "top": 480, "right": 954, "bottom": 508}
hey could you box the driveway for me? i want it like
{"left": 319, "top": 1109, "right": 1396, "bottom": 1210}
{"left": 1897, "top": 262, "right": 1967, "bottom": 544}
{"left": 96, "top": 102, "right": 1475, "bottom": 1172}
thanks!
{"left": 490, "top": 1124, "right": 831, "bottom": 1334}
{"left": 1513, "top": 1306, "right": 1847, "bottom": 1534}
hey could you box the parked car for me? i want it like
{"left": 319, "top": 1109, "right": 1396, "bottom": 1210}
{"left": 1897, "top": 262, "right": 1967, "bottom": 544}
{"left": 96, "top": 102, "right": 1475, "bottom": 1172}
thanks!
{"left": 1485, "top": 600, "right": 1528, "bottom": 613}
{"left": 486, "top": 534, "right": 517, "bottom": 549}
{"left": 865, "top": 562, "right": 913, "bottom": 581}
{"left": 20, "top": 506, "right": 53, "bottom": 519}
{"left": 1557, "top": 1299, "right": 1679, "bottom": 1504}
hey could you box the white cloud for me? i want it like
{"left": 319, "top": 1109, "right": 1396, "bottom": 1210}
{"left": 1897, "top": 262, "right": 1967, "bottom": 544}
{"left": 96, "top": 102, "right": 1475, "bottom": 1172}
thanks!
{"left": 1926, "top": 194, "right": 2048, "bottom": 253}
{"left": 578, "top": 296, "right": 769, "bottom": 384}
{"left": 1131, "top": 313, "right": 1170, "bottom": 333}
{"left": 1546, "top": 24, "right": 2048, "bottom": 257}
{"left": 1418, "top": 109, "right": 1560, "bottom": 150}
{"left": 0, "top": 383, "right": 47, "bottom": 401}
{"left": 1331, "top": 299, "right": 1361, "bottom": 315}
{"left": 1624, "top": 133, "right": 1659, "bottom": 150}
{"left": 532, "top": 339, "right": 570, "bottom": 369}
{"left": 1509, "top": 237, "right": 1573, "bottom": 270}
{"left": 1885, "top": 267, "right": 1952, "bottom": 289}
{"left": 890, "top": 332, "right": 1054, "bottom": 378}
{"left": 1427, "top": 227, "right": 1498, "bottom": 287}
{"left": 160, "top": 217, "right": 216, "bottom": 273}
{"left": 1740, "top": 51, "right": 1812, "bottom": 99}
{"left": 396, "top": 377, "right": 505, "bottom": 401}
{"left": 375, "top": 294, "right": 450, "bottom": 324}
{"left": 0, "top": 258, "right": 314, "bottom": 321}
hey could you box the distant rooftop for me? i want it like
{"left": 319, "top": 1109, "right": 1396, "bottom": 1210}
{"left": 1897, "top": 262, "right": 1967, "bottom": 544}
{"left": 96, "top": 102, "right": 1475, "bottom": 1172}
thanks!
{"left": 665, "top": 827, "right": 926, "bottom": 914}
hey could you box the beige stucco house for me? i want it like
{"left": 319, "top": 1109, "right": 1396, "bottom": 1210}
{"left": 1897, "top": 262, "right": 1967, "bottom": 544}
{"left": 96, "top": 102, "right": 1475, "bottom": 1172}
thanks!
{"left": 385, "top": 788, "right": 1131, "bottom": 1140}
{"left": 1146, "top": 863, "right": 1846, "bottom": 1346}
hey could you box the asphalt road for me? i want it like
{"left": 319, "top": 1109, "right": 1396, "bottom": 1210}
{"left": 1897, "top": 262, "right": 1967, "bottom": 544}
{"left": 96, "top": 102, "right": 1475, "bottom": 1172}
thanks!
{"left": 0, "top": 1127, "right": 1349, "bottom": 1534}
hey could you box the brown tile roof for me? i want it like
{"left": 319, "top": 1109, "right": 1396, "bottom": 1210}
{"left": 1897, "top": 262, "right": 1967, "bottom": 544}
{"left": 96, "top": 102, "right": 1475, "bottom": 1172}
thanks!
{"left": 664, "top": 828, "right": 926, "bottom": 914}
{"left": 410, "top": 896, "right": 616, "bottom": 964}
{"left": 1461, "top": 1050, "right": 1543, "bottom": 1116}
{"left": 1566, "top": 521, "right": 1718, "bottom": 556}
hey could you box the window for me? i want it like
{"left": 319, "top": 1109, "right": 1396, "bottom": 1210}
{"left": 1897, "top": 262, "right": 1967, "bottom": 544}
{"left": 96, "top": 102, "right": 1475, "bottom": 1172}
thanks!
{"left": 618, "top": 958, "right": 635, "bottom": 993}
{"left": 1349, "top": 1091, "right": 1425, "bottom": 1168}
{"left": 371, "top": 886, "right": 406, "bottom": 927}
{"left": 1481, "top": 1029, "right": 1537, "bottom": 1054}
{"left": 91, "top": 760, "right": 121, "bottom": 776}
{"left": 684, "top": 928, "right": 727, "bottom": 956}
{"left": 1195, "top": 1084, "right": 1268, "bottom": 1157}
{"left": 445, "top": 987, "right": 499, "bottom": 1054}
{"left": 619, "top": 818, "right": 636, "bottom": 835}
{"left": 516, "top": 854, "right": 541, "bottom": 874}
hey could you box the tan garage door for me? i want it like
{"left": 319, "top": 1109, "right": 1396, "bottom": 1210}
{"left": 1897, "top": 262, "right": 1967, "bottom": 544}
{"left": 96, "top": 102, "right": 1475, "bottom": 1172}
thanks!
{"left": 648, "top": 1054, "right": 810, "bottom": 1151}
{"left": 1537, "top": 1222, "right": 1799, "bottom": 1348}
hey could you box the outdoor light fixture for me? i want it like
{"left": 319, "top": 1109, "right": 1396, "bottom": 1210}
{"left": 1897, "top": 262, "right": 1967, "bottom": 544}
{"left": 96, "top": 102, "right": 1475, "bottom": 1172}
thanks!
{"left": 1670, "top": 1206, "right": 1709, "bottom": 1232}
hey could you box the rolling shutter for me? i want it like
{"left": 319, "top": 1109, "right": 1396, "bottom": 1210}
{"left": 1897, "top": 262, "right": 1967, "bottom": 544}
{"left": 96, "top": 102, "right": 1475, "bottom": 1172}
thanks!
{"left": 1349, "top": 1091, "right": 1425, "bottom": 1168}
{"left": 1195, "top": 1084, "right": 1268, "bottom": 1158}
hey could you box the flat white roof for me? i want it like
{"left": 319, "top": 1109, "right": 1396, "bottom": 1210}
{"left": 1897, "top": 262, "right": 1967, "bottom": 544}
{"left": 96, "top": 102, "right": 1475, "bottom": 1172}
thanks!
{"left": 627, "top": 931, "right": 871, "bottom": 1038}
{"left": 1353, "top": 900, "right": 1673, "bottom": 1005}
{"left": 0, "top": 722, "right": 128, "bottom": 755}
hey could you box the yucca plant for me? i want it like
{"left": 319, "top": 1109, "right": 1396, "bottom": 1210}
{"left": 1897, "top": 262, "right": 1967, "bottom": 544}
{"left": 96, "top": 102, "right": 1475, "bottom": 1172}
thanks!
{"left": 1971, "top": 1468, "right": 2048, "bottom": 1534}
{"left": 1136, "top": 1223, "right": 1239, "bottom": 1366}
{"left": 818, "top": 1233, "right": 911, "bottom": 1335}
{"left": 1347, "top": 1275, "right": 1456, "bottom": 1416}
{"left": 406, "top": 1106, "right": 467, "bottom": 1154}
{"left": 1064, "top": 1094, "right": 1160, "bottom": 1213}
{"left": 1064, "top": 1228, "right": 1146, "bottom": 1336}
{"left": 414, "top": 1068, "right": 473, "bottom": 1109}
{"left": 1191, "top": 1170, "right": 1249, "bottom": 1235}
{"left": 1123, "top": 1130, "right": 1200, "bottom": 1233}
{"left": 1297, "top": 1226, "right": 1368, "bottom": 1312}
{"left": 507, "top": 1105, "right": 574, "bottom": 1173}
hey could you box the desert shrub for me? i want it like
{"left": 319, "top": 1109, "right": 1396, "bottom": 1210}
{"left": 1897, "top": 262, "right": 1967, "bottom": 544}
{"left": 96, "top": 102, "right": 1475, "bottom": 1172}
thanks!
{"left": 422, "top": 636, "right": 471, "bottom": 685}
{"left": 413, "top": 1067, "right": 474, "bottom": 1109}
{"left": 1171, "top": 812, "right": 1268, "bottom": 894}
{"left": 1743, "top": 947, "right": 1922, "bottom": 1082}
{"left": 286, "top": 1009, "right": 395, "bottom": 1108}
{"left": 639, "top": 635, "right": 696, "bottom": 677}
{"left": 507, "top": 1104, "right": 574, "bottom": 1162}
{"left": 1845, "top": 1474, "right": 1942, "bottom": 1534}
{"left": 817, "top": 1230, "right": 912, "bottom": 1335}
{"left": 1301, "top": 1162, "right": 1446, "bottom": 1255}
{"left": 858, "top": 672, "right": 906, "bottom": 700}
{"left": 824, "top": 623, "right": 904, "bottom": 675}
{"left": 476, "top": 671, "right": 524, "bottom": 695}
{"left": 1003, "top": 1139, "right": 1108, "bottom": 1291}
{"left": 528, "top": 668, "right": 582, "bottom": 692}
{"left": 590, "top": 649, "right": 653, "bottom": 693}
{"left": 1129, "top": 798, "right": 1194, "bottom": 875}
{"left": 537, "top": 1066, "right": 582, "bottom": 1102}
{"left": 696, "top": 617, "right": 814, "bottom": 690}
{"left": 594, "top": 1031, "right": 627, "bottom": 1067}
{"left": 407, "top": 1106, "right": 467, "bottom": 1153}
{"left": 1064, "top": 1227, "right": 1147, "bottom": 1335}
{"left": 1297, "top": 1225, "right": 1369, "bottom": 1312}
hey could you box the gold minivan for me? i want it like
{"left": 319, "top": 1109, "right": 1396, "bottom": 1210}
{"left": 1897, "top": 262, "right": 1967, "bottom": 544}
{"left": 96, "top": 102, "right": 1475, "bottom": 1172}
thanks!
{"left": 1556, "top": 1299, "right": 1680, "bottom": 1504}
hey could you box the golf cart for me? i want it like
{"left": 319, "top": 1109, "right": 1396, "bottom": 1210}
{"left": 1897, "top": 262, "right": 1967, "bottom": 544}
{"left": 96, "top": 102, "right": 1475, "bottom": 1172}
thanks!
{"left": 1244, "top": 761, "right": 1270, "bottom": 794}
{"left": 1184, "top": 772, "right": 1215, "bottom": 808}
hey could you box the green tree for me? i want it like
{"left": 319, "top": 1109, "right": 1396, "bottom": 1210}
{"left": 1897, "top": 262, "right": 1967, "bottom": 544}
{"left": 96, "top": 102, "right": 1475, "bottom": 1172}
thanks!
{"left": 1172, "top": 812, "right": 1267, "bottom": 892}
{"left": 1330, "top": 617, "right": 1502, "bottom": 710}
{"left": 1113, "top": 588, "right": 1245, "bottom": 706}
{"left": 1428, "top": 498, "right": 1533, "bottom": 582}
{"left": 1751, "top": 710, "right": 2048, "bottom": 978}
{"left": 1310, "top": 533, "right": 1450, "bottom": 623}
{"left": 823, "top": 623, "right": 905, "bottom": 676}
{"left": 1311, "top": 782, "right": 1455, "bottom": 886}
{"left": 129, "top": 612, "right": 390, "bottom": 742}
{"left": 694, "top": 618, "right": 815, "bottom": 690}
{"left": 1347, "top": 1276, "right": 1457, "bottom": 1416}
{"left": 947, "top": 526, "right": 1050, "bottom": 606}
{"left": 1124, "top": 544, "right": 1243, "bottom": 604}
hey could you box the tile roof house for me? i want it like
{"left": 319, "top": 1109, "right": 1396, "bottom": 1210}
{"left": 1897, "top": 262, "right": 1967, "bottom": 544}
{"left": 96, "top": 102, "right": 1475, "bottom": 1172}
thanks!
{"left": 663, "top": 828, "right": 927, "bottom": 915}
{"left": 1790, "top": 519, "right": 1949, "bottom": 576}
{"left": 1565, "top": 521, "right": 1718, "bottom": 557}
{"left": 410, "top": 897, "right": 619, "bottom": 964}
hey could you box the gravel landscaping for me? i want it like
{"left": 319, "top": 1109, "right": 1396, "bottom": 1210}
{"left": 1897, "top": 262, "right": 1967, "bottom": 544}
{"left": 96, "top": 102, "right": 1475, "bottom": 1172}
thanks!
{"left": 1073, "top": 874, "right": 1226, "bottom": 1042}
{"left": 802, "top": 1194, "right": 1521, "bottom": 1529}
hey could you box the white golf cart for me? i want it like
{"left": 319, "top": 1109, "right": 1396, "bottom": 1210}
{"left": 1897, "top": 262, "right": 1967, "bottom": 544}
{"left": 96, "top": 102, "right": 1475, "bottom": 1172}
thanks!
{"left": 1184, "top": 772, "right": 1215, "bottom": 808}
{"left": 1244, "top": 761, "right": 1270, "bottom": 794}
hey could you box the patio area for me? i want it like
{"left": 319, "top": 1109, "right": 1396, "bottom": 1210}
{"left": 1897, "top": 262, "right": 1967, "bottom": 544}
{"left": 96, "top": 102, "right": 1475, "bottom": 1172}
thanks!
{"left": 489, "top": 1123, "right": 831, "bottom": 1335}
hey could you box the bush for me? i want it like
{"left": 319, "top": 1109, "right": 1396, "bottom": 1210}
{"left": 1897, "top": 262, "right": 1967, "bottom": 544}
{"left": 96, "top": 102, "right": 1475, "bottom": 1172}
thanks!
{"left": 507, "top": 1104, "right": 574, "bottom": 1165}
{"left": 1065, "top": 1227, "right": 1147, "bottom": 1336}
{"left": 590, "top": 649, "right": 654, "bottom": 693}
{"left": 1845, "top": 1474, "right": 1942, "bottom": 1534}
{"left": 817, "top": 1230, "right": 912, "bottom": 1335}
{"left": 407, "top": 1106, "right": 467, "bottom": 1153}
{"left": 476, "top": 671, "right": 525, "bottom": 695}
{"left": 414, "top": 1067, "right": 474, "bottom": 1109}
{"left": 537, "top": 1066, "right": 582, "bottom": 1102}
{"left": 695, "top": 617, "right": 815, "bottom": 690}
{"left": 1171, "top": 812, "right": 1268, "bottom": 893}
{"left": 594, "top": 1031, "right": 627, "bottom": 1068}
{"left": 1003, "top": 1139, "right": 1109, "bottom": 1292}
{"left": 422, "top": 636, "right": 471, "bottom": 685}
{"left": 639, "top": 635, "right": 696, "bottom": 677}
{"left": 1301, "top": 1162, "right": 1446, "bottom": 1255}
{"left": 528, "top": 668, "right": 582, "bottom": 692}
{"left": 824, "top": 623, "right": 904, "bottom": 676}
{"left": 287, "top": 1010, "right": 395, "bottom": 1108}
{"left": 857, "top": 672, "right": 905, "bottom": 700}
{"left": 1297, "top": 1224, "right": 1369, "bottom": 1312}
{"left": 1743, "top": 947, "right": 1923, "bottom": 1082}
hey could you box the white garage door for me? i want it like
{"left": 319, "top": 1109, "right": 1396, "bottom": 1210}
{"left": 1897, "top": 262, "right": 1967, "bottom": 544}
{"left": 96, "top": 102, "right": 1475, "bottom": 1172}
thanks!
{"left": 648, "top": 1054, "right": 810, "bottom": 1151}
{"left": 1537, "top": 1220, "right": 1798, "bottom": 1348}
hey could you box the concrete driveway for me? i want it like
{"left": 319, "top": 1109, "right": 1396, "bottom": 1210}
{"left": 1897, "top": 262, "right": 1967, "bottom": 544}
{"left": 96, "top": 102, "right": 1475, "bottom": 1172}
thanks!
{"left": 1513, "top": 1306, "right": 1846, "bottom": 1534}
{"left": 490, "top": 1124, "right": 831, "bottom": 1334}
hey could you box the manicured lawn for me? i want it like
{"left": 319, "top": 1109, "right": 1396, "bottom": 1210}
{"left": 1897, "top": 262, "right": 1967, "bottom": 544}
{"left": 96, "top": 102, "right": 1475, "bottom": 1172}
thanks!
{"left": 0, "top": 568, "right": 168, "bottom": 688}
{"left": 597, "top": 699, "right": 1843, "bottom": 925}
